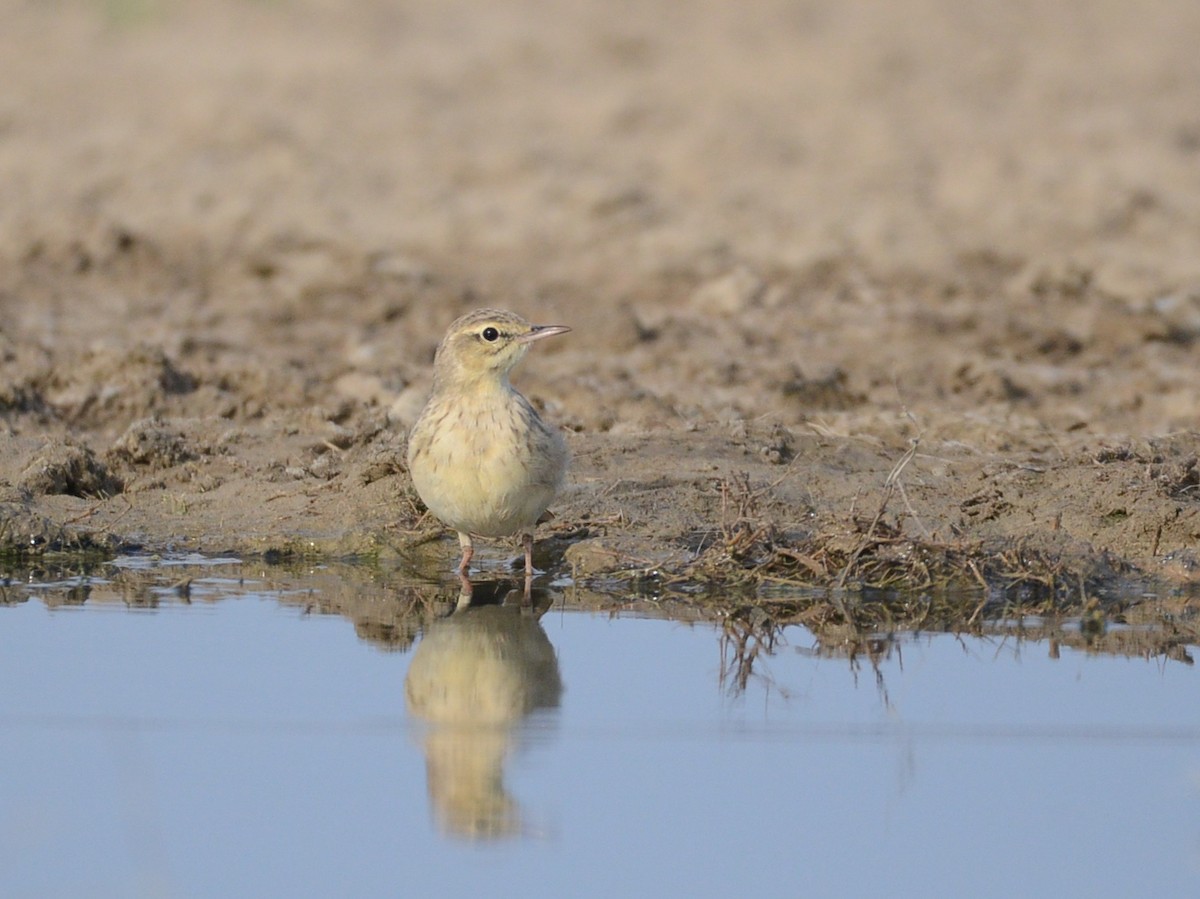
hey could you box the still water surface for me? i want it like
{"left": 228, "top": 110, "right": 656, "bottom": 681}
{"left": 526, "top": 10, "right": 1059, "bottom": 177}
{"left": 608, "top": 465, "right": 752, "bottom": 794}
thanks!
{"left": 0, "top": 555, "right": 1196, "bottom": 898}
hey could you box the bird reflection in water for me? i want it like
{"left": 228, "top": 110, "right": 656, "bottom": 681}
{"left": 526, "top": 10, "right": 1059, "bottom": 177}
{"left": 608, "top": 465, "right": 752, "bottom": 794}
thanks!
{"left": 404, "top": 579, "right": 563, "bottom": 840}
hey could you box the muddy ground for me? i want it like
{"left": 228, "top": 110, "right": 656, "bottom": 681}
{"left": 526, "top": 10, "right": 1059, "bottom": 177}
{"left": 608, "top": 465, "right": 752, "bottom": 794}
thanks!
{"left": 2, "top": 1, "right": 1199, "bottom": 620}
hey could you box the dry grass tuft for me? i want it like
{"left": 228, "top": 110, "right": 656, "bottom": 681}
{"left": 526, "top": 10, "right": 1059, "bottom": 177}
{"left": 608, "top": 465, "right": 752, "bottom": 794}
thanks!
{"left": 667, "top": 440, "right": 1185, "bottom": 640}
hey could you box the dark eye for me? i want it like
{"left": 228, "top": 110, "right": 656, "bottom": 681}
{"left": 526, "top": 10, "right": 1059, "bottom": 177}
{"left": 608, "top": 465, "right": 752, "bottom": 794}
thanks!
{"left": 482, "top": 327, "right": 499, "bottom": 342}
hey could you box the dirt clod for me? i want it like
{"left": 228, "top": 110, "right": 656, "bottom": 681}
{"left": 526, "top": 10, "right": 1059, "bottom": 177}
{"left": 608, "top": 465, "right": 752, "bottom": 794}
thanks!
{"left": 18, "top": 441, "right": 122, "bottom": 498}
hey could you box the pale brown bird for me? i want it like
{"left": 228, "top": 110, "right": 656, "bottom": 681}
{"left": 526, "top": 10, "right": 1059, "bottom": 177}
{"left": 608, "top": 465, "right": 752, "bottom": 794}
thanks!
{"left": 406, "top": 309, "right": 570, "bottom": 591}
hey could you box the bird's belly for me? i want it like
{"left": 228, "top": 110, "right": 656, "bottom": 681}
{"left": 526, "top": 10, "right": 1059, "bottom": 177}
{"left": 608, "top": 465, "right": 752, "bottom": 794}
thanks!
{"left": 409, "top": 414, "right": 561, "bottom": 538}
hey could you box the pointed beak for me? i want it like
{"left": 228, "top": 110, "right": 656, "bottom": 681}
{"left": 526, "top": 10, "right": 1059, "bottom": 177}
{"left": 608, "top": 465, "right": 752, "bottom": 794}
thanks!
{"left": 519, "top": 324, "right": 571, "bottom": 344}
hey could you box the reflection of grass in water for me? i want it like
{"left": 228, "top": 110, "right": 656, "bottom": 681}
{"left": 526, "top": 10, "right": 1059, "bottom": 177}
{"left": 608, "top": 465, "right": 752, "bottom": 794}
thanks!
{"left": 715, "top": 596, "right": 1199, "bottom": 700}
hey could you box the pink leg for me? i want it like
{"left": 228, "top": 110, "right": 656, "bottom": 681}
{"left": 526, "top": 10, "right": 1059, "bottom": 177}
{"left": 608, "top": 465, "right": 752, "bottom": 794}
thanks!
{"left": 455, "top": 578, "right": 473, "bottom": 610}
{"left": 457, "top": 532, "right": 474, "bottom": 576}
{"left": 522, "top": 533, "right": 535, "bottom": 601}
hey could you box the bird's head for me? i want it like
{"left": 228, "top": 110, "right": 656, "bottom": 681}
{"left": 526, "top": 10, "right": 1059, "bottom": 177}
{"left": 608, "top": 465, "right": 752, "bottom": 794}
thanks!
{"left": 433, "top": 309, "right": 570, "bottom": 387}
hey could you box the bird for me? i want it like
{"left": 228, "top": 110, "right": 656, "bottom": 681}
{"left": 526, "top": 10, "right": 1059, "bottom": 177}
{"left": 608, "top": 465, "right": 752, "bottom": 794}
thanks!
{"left": 406, "top": 309, "right": 570, "bottom": 594}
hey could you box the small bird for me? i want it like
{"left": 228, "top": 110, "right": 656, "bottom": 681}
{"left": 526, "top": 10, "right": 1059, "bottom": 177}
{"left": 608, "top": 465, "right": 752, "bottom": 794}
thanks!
{"left": 407, "top": 309, "right": 570, "bottom": 592}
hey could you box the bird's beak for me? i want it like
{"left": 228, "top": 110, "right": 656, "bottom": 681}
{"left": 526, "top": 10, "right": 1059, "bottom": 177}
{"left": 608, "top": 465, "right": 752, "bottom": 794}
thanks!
{"left": 519, "top": 324, "right": 571, "bottom": 344}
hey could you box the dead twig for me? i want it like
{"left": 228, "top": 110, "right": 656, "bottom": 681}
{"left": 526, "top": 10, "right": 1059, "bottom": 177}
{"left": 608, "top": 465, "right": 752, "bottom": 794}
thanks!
{"left": 835, "top": 437, "right": 920, "bottom": 589}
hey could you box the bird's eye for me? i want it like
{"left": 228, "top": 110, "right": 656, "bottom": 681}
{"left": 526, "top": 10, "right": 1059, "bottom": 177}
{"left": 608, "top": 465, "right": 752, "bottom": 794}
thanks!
{"left": 482, "top": 327, "right": 499, "bottom": 342}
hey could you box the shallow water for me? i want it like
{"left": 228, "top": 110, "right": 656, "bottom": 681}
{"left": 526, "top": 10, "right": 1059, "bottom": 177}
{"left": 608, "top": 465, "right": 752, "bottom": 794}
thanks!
{"left": 0, "top": 556, "right": 1197, "bottom": 898}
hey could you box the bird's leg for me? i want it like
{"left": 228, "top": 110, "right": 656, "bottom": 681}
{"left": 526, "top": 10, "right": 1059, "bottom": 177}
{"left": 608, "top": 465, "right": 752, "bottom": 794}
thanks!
{"left": 455, "top": 580, "right": 473, "bottom": 611}
{"left": 522, "top": 532, "right": 534, "bottom": 602}
{"left": 457, "top": 532, "right": 474, "bottom": 575}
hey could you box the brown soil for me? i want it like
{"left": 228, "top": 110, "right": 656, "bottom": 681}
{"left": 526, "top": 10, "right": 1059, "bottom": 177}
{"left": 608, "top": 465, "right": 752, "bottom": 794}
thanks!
{"left": 2, "top": 1, "right": 1199, "bottom": 621}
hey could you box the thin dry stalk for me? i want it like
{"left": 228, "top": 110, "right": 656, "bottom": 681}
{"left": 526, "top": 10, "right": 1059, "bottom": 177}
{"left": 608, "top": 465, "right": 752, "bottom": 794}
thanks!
{"left": 835, "top": 437, "right": 919, "bottom": 588}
